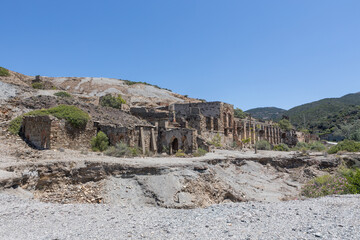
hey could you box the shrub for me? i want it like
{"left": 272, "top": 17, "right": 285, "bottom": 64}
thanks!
{"left": 8, "top": 116, "right": 23, "bottom": 135}
{"left": 328, "top": 140, "right": 360, "bottom": 154}
{"left": 32, "top": 82, "right": 44, "bottom": 89}
{"left": 242, "top": 138, "right": 251, "bottom": 144}
{"left": 278, "top": 119, "right": 293, "bottom": 131}
{"left": 193, "top": 148, "right": 207, "bottom": 157}
{"left": 0, "top": 67, "right": 10, "bottom": 77}
{"left": 8, "top": 105, "right": 90, "bottom": 135}
{"left": 309, "top": 141, "right": 326, "bottom": 152}
{"left": 234, "top": 108, "right": 248, "bottom": 119}
{"left": 338, "top": 167, "right": 360, "bottom": 194}
{"left": 273, "top": 143, "right": 290, "bottom": 151}
{"left": 91, "top": 131, "right": 109, "bottom": 152}
{"left": 104, "top": 142, "right": 141, "bottom": 157}
{"left": 175, "top": 149, "right": 186, "bottom": 157}
{"left": 48, "top": 105, "right": 90, "bottom": 128}
{"left": 99, "top": 94, "right": 126, "bottom": 109}
{"left": 255, "top": 140, "right": 271, "bottom": 150}
{"left": 294, "top": 142, "right": 309, "bottom": 149}
{"left": 301, "top": 174, "right": 352, "bottom": 198}
{"left": 209, "top": 133, "right": 222, "bottom": 147}
{"left": 54, "top": 91, "right": 71, "bottom": 98}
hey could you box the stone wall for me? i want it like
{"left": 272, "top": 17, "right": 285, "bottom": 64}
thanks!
{"left": 98, "top": 124, "right": 157, "bottom": 154}
{"left": 159, "top": 128, "right": 197, "bottom": 154}
{"left": 22, "top": 116, "right": 96, "bottom": 150}
{"left": 22, "top": 115, "right": 52, "bottom": 149}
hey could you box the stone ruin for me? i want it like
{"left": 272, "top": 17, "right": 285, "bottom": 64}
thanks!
{"left": 21, "top": 100, "right": 302, "bottom": 154}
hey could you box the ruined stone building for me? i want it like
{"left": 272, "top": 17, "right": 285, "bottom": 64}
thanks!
{"left": 21, "top": 100, "right": 290, "bottom": 154}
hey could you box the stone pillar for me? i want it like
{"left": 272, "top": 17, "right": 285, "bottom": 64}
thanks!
{"left": 277, "top": 128, "right": 281, "bottom": 144}
{"left": 252, "top": 123, "right": 256, "bottom": 144}
{"left": 139, "top": 127, "right": 146, "bottom": 154}
{"left": 264, "top": 126, "right": 267, "bottom": 142}
{"left": 268, "top": 127, "right": 273, "bottom": 144}
{"left": 271, "top": 127, "right": 275, "bottom": 145}
{"left": 210, "top": 117, "right": 214, "bottom": 132}
{"left": 150, "top": 128, "right": 157, "bottom": 153}
{"left": 243, "top": 121, "right": 247, "bottom": 140}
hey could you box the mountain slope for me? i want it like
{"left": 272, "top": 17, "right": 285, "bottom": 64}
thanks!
{"left": 0, "top": 68, "right": 200, "bottom": 107}
{"left": 245, "top": 107, "right": 286, "bottom": 120}
{"left": 286, "top": 92, "right": 360, "bottom": 128}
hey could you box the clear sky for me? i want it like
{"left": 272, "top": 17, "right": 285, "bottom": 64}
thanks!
{"left": 1, "top": 0, "right": 360, "bottom": 110}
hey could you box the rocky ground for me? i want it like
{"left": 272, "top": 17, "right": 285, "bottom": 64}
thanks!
{"left": 0, "top": 192, "right": 358, "bottom": 239}
{"left": 0, "top": 134, "right": 359, "bottom": 239}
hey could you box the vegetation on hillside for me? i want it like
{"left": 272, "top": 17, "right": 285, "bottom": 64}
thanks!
{"left": 8, "top": 105, "right": 90, "bottom": 135}
{"left": 301, "top": 166, "right": 360, "bottom": 198}
{"left": 54, "top": 91, "right": 72, "bottom": 98}
{"left": 328, "top": 140, "right": 360, "bottom": 154}
{"left": 32, "top": 82, "right": 44, "bottom": 89}
{"left": 0, "top": 67, "right": 10, "bottom": 77}
{"left": 99, "top": 94, "right": 126, "bottom": 109}
{"left": 122, "top": 79, "right": 172, "bottom": 92}
{"left": 286, "top": 93, "right": 360, "bottom": 135}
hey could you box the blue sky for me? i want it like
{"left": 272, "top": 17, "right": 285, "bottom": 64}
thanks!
{"left": 1, "top": 0, "right": 360, "bottom": 110}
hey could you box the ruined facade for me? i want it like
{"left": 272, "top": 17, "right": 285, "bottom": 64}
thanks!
{"left": 21, "top": 101, "right": 296, "bottom": 153}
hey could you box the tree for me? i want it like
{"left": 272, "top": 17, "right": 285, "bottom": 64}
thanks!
{"left": 234, "top": 108, "right": 248, "bottom": 119}
{"left": 278, "top": 119, "right": 293, "bottom": 131}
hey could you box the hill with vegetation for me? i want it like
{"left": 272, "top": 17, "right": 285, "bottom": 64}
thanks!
{"left": 286, "top": 92, "right": 360, "bottom": 128}
{"left": 245, "top": 107, "right": 286, "bottom": 120}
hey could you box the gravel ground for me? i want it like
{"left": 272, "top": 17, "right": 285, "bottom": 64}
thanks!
{"left": 0, "top": 193, "right": 358, "bottom": 240}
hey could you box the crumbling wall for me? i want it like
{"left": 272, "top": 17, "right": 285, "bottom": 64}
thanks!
{"left": 22, "top": 116, "right": 95, "bottom": 150}
{"left": 98, "top": 124, "right": 157, "bottom": 153}
{"left": 50, "top": 119, "right": 96, "bottom": 150}
{"left": 160, "top": 128, "right": 197, "bottom": 154}
{"left": 22, "top": 115, "right": 51, "bottom": 149}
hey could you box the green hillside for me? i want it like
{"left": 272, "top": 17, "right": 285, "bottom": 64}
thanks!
{"left": 286, "top": 92, "right": 360, "bottom": 129}
{"left": 245, "top": 107, "right": 286, "bottom": 121}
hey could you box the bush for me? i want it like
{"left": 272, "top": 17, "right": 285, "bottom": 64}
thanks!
{"left": 294, "top": 142, "right": 309, "bottom": 149}
{"left": 8, "top": 105, "right": 90, "bottom": 135}
{"left": 339, "top": 167, "right": 360, "bottom": 194}
{"left": 309, "top": 141, "right": 326, "bottom": 152}
{"left": 234, "top": 108, "right": 248, "bottom": 119}
{"left": 242, "top": 138, "right": 251, "bottom": 144}
{"left": 91, "top": 131, "right": 109, "bottom": 152}
{"left": 193, "top": 148, "right": 207, "bottom": 157}
{"left": 32, "top": 82, "right": 44, "bottom": 89}
{"left": 301, "top": 174, "right": 352, "bottom": 198}
{"left": 278, "top": 119, "right": 293, "bottom": 131}
{"left": 104, "top": 142, "right": 141, "bottom": 157}
{"left": 328, "top": 139, "right": 360, "bottom": 154}
{"left": 255, "top": 140, "right": 271, "bottom": 150}
{"left": 209, "top": 133, "right": 222, "bottom": 147}
{"left": 0, "top": 67, "right": 10, "bottom": 77}
{"left": 8, "top": 116, "right": 23, "bottom": 135}
{"left": 273, "top": 143, "right": 290, "bottom": 151}
{"left": 100, "top": 94, "right": 126, "bottom": 109}
{"left": 54, "top": 91, "right": 72, "bottom": 98}
{"left": 175, "top": 149, "right": 186, "bottom": 157}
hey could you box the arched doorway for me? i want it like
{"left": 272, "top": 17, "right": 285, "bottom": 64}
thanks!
{"left": 170, "top": 138, "right": 179, "bottom": 154}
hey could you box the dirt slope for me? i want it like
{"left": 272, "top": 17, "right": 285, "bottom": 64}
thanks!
{"left": 0, "top": 69, "right": 200, "bottom": 107}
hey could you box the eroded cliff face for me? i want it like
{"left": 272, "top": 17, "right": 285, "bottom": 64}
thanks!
{"left": 0, "top": 140, "right": 349, "bottom": 209}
